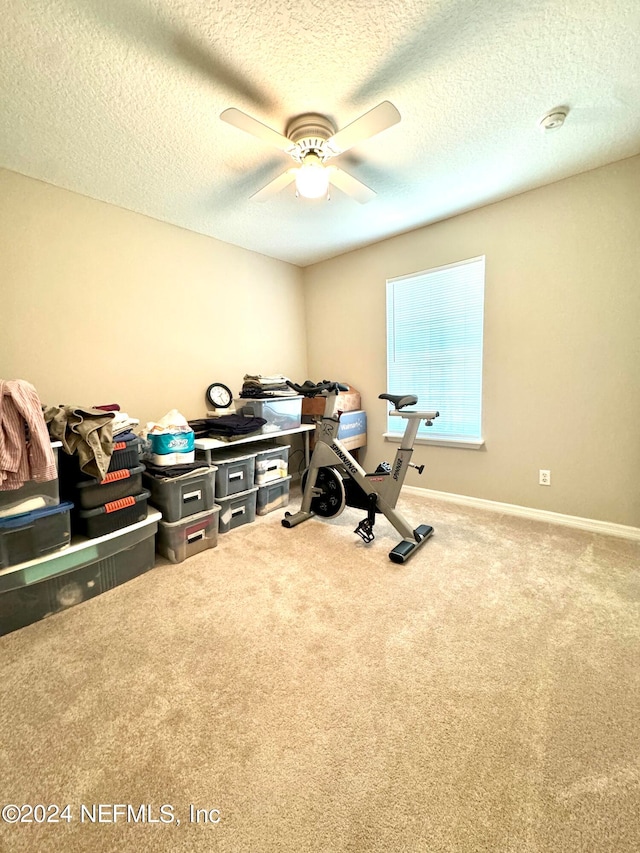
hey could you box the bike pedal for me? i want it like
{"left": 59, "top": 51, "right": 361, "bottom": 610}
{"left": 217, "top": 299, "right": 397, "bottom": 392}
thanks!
{"left": 354, "top": 519, "right": 375, "bottom": 543}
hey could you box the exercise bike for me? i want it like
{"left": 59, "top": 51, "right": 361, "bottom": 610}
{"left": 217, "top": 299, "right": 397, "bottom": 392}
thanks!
{"left": 282, "top": 380, "right": 439, "bottom": 563}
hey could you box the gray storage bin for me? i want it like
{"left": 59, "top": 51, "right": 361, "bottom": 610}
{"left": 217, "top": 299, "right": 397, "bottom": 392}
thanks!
{"left": 156, "top": 506, "right": 220, "bottom": 564}
{"left": 217, "top": 487, "right": 257, "bottom": 533}
{"left": 143, "top": 467, "right": 216, "bottom": 522}
{"left": 243, "top": 443, "right": 291, "bottom": 485}
{"left": 256, "top": 476, "right": 292, "bottom": 516}
{"left": 0, "top": 445, "right": 60, "bottom": 518}
{"left": 209, "top": 451, "right": 256, "bottom": 498}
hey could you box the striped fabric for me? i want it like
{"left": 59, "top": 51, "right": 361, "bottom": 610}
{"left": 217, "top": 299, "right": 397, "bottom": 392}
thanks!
{"left": 0, "top": 379, "right": 57, "bottom": 490}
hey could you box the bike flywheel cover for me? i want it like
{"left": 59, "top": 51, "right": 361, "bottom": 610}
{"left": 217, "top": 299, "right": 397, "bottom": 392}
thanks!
{"left": 302, "top": 466, "right": 346, "bottom": 519}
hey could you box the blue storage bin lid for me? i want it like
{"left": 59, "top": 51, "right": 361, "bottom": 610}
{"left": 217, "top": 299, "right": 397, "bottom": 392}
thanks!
{"left": 0, "top": 501, "right": 73, "bottom": 529}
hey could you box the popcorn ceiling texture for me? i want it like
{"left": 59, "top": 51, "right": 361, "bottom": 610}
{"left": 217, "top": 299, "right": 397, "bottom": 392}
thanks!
{"left": 1, "top": 0, "right": 639, "bottom": 265}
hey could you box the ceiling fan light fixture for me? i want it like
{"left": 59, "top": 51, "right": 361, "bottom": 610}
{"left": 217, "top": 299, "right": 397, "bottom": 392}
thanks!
{"left": 295, "top": 153, "right": 330, "bottom": 199}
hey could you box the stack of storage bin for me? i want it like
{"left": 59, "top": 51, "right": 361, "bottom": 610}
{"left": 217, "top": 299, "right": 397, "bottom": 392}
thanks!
{"left": 0, "top": 443, "right": 72, "bottom": 569}
{"left": 245, "top": 443, "right": 292, "bottom": 516}
{"left": 204, "top": 443, "right": 291, "bottom": 533}
{"left": 207, "top": 450, "right": 258, "bottom": 534}
{"left": 60, "top": 434, "right": 151, "bottom": 538}
{"left": 142, "top": 465, "right": 220, "bottom": 564}
{"left": 0, "top": 440, "right": 162, "bottom": 636}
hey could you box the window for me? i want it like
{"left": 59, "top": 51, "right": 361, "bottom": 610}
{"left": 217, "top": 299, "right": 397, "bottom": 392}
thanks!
{"left": 386, "top": 256, "right": 485, "bottom": 447}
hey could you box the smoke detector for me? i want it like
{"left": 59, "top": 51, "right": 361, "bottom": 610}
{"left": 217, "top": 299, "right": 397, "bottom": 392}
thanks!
{"left": 539, "top": 108, "right": 569, "bottom": 131}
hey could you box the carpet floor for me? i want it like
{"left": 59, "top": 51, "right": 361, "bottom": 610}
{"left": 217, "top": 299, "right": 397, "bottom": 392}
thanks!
{"left": 1, "top": 488, "right": 639, "bottom": 852}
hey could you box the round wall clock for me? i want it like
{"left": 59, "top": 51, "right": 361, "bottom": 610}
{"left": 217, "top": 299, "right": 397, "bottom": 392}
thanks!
{"left": 206, "top": 382, "right": 233, "bottom": 409}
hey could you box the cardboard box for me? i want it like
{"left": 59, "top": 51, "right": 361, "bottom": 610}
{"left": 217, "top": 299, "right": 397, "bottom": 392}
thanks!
{"left": 301, "top": 385, "right": 361, "bottom": 418}
{"left": 310, "top": 410, "right": 367, "bottom": 451}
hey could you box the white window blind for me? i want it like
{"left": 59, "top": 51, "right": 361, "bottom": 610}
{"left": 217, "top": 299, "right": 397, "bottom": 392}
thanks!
{"left": 386, "top": 256, "right": 485, "bottom": 442}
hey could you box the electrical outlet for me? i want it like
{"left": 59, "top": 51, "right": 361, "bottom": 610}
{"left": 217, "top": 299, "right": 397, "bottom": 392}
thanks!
{"left": 539, "top": 469, "right": 551, "bottom": 486}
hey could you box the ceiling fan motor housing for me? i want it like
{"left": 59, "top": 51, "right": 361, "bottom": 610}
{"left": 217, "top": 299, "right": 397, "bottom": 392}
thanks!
{"left": 286, "top": 113, "right": 336, "bottom": 162}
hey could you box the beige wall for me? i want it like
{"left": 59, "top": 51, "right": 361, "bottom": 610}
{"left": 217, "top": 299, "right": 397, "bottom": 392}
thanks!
{"left": 303, "top": 155, "right": 640, "bottom": 527}
{"left": 2, "top": 160, "right": 638, "bottom": 527}
{"left": 0, "top": 169, "right": 307, "bottom": 427}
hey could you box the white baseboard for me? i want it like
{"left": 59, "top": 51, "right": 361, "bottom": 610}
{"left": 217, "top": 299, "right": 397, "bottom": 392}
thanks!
{"left": 403, "top": 486, "right": 640, "bottom": 541}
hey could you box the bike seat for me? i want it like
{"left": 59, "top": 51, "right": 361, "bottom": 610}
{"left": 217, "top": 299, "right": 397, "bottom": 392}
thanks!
{"left": 379, "top": 393, "right": 418, "bottom": 410}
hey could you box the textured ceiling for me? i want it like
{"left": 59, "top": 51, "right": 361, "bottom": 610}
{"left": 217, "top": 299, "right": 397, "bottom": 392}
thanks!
{"left": 1, "top": 0, "right": 639, "bottom": 266}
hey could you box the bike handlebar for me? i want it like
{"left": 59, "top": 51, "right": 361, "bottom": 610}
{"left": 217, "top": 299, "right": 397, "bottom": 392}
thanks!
{"left": 286, "top": 380, "right": 349, "bottom": 397}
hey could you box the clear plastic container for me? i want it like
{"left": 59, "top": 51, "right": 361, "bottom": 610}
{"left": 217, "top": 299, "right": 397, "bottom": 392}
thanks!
{"left": 243, "top": 443, "right": 290, "bottom": 485}
{"left": 209, "top": 451, "right": 256, "bottom": 498}
{"left": 0, "top": 520, "right": 157, "bottom": 636}
{"left": 156, "top": 506, "right": 220, "bottom": 563}
{"left": 217, "top": 487, "right": 257, "bottom": 533}
{"left": 238, "top": 396, "right": 302, "bottom": 434}
{"left": 143, "top": 467, "right": 216, "bottom": 522}
{"left": 256, "top": 476, "right": 292, "bottom": 515}
{"left": 0, "top": 445, "right": 60, "bottom": 518}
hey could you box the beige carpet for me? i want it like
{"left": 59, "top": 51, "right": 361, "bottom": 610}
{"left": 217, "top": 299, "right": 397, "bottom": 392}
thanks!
{"left": 0, "top": 489, "right": 639, "bottom": 853}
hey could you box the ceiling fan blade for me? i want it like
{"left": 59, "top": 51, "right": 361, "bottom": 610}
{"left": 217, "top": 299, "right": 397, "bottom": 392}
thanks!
{"left": 250, "top": 169, "right": 297, "bottom": 202}
{"left": 325, "top": 101, "right": 401, "bottom": 157}
{"left": 81, "top": 0, "right": 272, "bottom": 109}
{"left": 220, "top": 109, "right": 295, "bottom": 154}
{"left": 328, "top": 168, "right": 376, "bottom": 204}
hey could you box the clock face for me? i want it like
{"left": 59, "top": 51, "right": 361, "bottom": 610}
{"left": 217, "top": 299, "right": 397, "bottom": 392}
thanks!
{"left": 206, "top": 382, "right": 233, "bottom": 409}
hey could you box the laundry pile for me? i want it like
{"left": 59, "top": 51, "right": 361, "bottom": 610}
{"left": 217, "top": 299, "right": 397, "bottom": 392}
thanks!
{"left": 239, "top": 374, "right": 298, "bottom": 398}
{"left": 44, "top": 402, "right": 140, "bottom": 481}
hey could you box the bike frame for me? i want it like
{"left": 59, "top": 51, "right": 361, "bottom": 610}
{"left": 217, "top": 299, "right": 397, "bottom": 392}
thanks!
{"left": 290, "top": 387, "right": 439, "bottom": 541}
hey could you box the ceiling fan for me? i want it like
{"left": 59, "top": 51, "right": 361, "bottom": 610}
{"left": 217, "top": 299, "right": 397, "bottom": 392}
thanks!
{"left": 220, "top": 101, "right": 401, "bottom": 203}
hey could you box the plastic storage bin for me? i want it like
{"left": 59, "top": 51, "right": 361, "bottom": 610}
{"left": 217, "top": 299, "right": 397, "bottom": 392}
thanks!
{"left": 108, "top": 435, "right": 142, "bottom": 472}
{"left": 74, "top": 465, "right": 146, "bottom": 510}
{"left": 238, "top": 396, "right": 302, "bottom": 434}
{"left": 256, "top": 476, "right": 292, "bottom": 516}
{"left": 156, "top": 506, "right": 220, "bottom": 564}
{"left": 75, "top": 490, "right": 151, "bottom": 539}
{"left": 143, "top": 467, "right": 216, "bottom": 523}
{"left": 217, "top": 487, "right": 258, "bottom": 533}
{"left": 210, "top": 451, "right": 256, "bottom": 498}
{"left": 248, "top": 444, "right": 290, "bottom": 485}
{"left": 0, "top": 517, "right": 158, "bottom": 636}
{"left": 0, "top": 502, "right": 72, "bottom": 569}
{"left": 0, "top": 445, "right": 60, "bottom": 519}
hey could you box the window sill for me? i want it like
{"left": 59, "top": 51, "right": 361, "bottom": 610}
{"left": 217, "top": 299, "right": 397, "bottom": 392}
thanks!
{"left": 384, "top": 433, "right": 485, "bottom": 450}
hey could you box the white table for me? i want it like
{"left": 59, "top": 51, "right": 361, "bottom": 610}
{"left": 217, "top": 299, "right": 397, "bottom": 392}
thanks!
{"left": 194, "top": 423, "right": 315, "bottom": 467}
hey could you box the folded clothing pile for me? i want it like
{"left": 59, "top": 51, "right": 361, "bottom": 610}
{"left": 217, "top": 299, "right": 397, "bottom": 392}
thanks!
{"left": 239, "top": 374, "right": 298, "bottom": 398}
{"left": 142, "top": 459, "right": 211, "bottom": 480}
{"left": 94, "top": 404, "right": 140, "bottom": 439}
{"left": 188, "top": 415, "right": 267, "bottom": 439}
